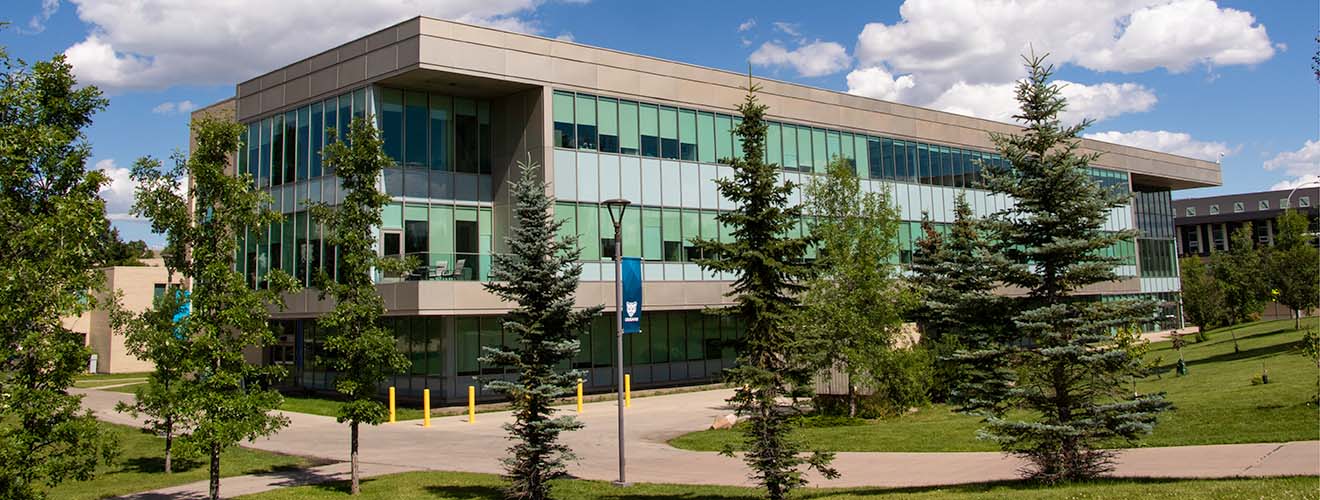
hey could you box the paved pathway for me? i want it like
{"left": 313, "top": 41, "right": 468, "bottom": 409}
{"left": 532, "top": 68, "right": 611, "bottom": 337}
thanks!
{"left": 78, "top": 387, "right": 1319, "bottom": 498}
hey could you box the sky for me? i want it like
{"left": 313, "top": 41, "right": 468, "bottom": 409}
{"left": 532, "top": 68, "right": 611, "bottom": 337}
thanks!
{"left": 2, "top": 0, "right": 1317, "bottom": 247}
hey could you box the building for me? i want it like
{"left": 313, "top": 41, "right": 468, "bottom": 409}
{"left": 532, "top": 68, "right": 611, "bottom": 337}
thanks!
{"left": 200, "top": 16, "right": 1221, "bottom": 403}
{"left": 65, "top": 260, "right": 183, "bottom": 373}
{"left": 1173, "top": 188, "right": 1320, "bottom": 257}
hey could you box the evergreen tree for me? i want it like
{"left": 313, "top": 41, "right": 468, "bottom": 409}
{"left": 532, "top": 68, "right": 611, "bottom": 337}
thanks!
{"left": 912, "top": 195, "right": 1015, "bottom": 407}
{"left": 797, "top": 157, "right": 909, "bottom": 417}
{"left": 974, "top": 53, "right": 1171, "bottom": 482}
{"left": 1211, "top": 223, "right": 1266, "bottom": 352}
{"left": 132, "top": 117, "right": 296, "bottom": 500}
{"left": 0, "top": 46, "right": 119, "bottom": 500}
{"left": 311, "top": 116, "right": 411, "bottom": 495}
{"left": 479, "top": 157, "right": 600, "bottom": 500}
{"left": 1266, "top": 210, "right": 1319, "bottom": 329}
{"left": 691, "top": 81, "right": 837, "bottom": 499}
{"left": 1178, "top": 256, "right": 1225, "bottom": 338}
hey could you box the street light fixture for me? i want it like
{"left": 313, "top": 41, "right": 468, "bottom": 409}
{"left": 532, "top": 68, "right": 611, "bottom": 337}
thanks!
{"left": 602, "top": 198, "right": 631, "bottom": 487}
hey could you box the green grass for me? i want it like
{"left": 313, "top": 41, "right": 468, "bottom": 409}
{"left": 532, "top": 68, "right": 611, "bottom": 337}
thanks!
{"left": 105, "top": 382, "right": 148, "bottom": 393}
{"left": 241, "top": 470, "right": 1320, "bottom": 499}
{"left": 279, "top": 395, "right": 428, "bottom": 421}
{"left": 671, "top": 317, "right": 1320, "bottom": 453}
{"left": 74, "top": 372, "right": 150, "bottom": 388}
{"left": 45, "top": 421, "right": 322, "bottom": 500}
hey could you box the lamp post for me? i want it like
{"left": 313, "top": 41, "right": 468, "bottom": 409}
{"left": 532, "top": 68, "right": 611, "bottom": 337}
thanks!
{"left": 1285, "top": 179, "right": 1320, "bottom": 210}
{"left": 602, "top": 198, "right": 631, "bottom": 487}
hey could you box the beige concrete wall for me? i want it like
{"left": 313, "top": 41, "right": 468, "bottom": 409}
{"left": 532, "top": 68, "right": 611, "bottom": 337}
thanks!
{"left": 87, "top": 265, "right": 182, "bottom": 373}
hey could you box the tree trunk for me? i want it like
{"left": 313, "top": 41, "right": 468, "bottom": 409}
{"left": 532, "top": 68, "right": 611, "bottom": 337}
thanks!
{"left": 846, "top": 372, "right": 856, "bottom": 418}
{"left": 350, "top": 420, "right": 360, "bottom": 495}
{"left": 1296, "top": 310, "right": 1301, "bottom": 330}
{"left": 1230, "top": 326, "right": 1240, "bottom": 354}
{"left": 209, "top": 441, "right": 220, "bottom": 500}
{"left": 164, "top": 416, "right": 173, "bottom": 474}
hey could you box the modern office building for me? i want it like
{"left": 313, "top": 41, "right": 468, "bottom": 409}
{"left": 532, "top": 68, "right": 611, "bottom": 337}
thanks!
{"left": 200, "top": 16, "right": 1221, "bottom": 403}
{"left": 1173, "top": 188, "right": 1320, "bottom": 257}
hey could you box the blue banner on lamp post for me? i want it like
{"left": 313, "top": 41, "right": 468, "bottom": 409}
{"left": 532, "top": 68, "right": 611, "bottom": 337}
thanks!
{"left": 621, "top": 257, "right": 642, "bottom": 334}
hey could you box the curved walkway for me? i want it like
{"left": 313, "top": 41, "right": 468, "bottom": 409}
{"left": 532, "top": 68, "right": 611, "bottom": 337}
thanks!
{"left": 76, "top": 387, "right": 1319, "bottom": 498}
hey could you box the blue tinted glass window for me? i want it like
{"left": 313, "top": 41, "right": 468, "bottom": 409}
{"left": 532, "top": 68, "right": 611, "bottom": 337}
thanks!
{"left": 404, "top": 91, "right": 428, "bottom": 167}
{"left": 380, "top": 88, "right": 403, "bottom": 164}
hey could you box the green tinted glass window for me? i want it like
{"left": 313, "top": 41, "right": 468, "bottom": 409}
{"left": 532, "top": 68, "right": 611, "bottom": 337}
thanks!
{"left": 659, "top": 106, "right": 678, "bottom": 159}
{"left": 731, "top": 117, "right": 744, "bottom": 160}
{"left": 619, "top": 101, "right": 639, "bottom": 155}
{"left": 714, "top": 114, "right": 732, "bottom": 162}
{"left": 678, "top": 109, "right": 697, "bottom": 161}
{"left": 552, "top": 91, "right": 575, "bottom": 149}
{"left": 811, "top": 128, "right": 827, "bottom": 172}
{"left": 640, "top": 104, "right": 659, "bottom": 157}
{"left": 598, "top": 98, "right": 618, "bottom": 153}
{"left": 662, "top": 209, "right": 682, "bottom": 261}
{"left": 642, "top": 208, "right": 662, "bottom": 260}
{"left": 575, "top": 94, "right": 597, "bottom": 150}
{"left": 782, "top": 124, "right": 798, "bottom": 170}
{"left": 796, "top": 125, "right": 812, "bottom": 170}
{"left": 697, "top": 112, "right": 715, "bottom": 164}
{"left": 767, "top": 122, "right": 782, "bottom": 167}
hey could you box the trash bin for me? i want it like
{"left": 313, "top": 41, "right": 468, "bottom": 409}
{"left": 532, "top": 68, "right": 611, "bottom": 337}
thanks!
{"left": 88, "top": 354, "right": 98, "bottom": 374}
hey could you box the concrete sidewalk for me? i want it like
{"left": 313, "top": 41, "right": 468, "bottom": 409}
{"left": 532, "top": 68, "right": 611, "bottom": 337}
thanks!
{"left": 78, "top": 387, "right": 1319, "bottom": 498}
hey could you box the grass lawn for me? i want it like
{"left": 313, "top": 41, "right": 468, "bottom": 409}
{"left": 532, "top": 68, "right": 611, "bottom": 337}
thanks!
{"left": 279, "top": 395, "right": 428, "bottom": 421}
{"left": 45, "top": 421, "right": 324, "bottom": 500}
{"left": 671, "top": 317, "right": 1320, "bottom": 453}
{"left": 240, "top": 470, "right": 1320, "bottom": 499}
{"left": 74, "top": 372, "right": 150, "bottom": 388}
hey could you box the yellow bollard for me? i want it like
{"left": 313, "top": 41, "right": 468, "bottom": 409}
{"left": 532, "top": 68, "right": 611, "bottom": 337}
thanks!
{"left": 423, "top": 388, "right": 431, "bottom": 428}
{"left": 625, "top": 374, "right": 631, "bottom": 408}
{"left": 388, "top": 387, "right": 396, "bottom": 423}
{"left": 468, "top": 385, "right": 476, "bottom": 423}
{"left": 576, "top": 380, "right": 584, "bottom": 413}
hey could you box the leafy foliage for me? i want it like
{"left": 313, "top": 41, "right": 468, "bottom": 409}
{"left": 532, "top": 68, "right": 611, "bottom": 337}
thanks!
{"left": 0, "top": 48, "right": 119, "bottom": 500}
{"left": 1178, "top": 256, "right": 1225, "bottom": 337}
{"left": 796, "top": 157, "right": 911, "bottom": 417}
{"left": 969, "top": 53, "right": 1171, "bottom": 482}
{"left": 479, "top": 158, "right": 600, "bottom": 500}
{"left": 691, "top": 81, "right": 836, "bottom": 499}
{"left": 1265, "top": 210, "right": 1319, "bottom": 330}
{"left": 310, "top": 116, "right": 411, "bottom": 495}
{"left": 130, "top": 117, "right": 296, "bottom": 500}
{"left": 1211, "top": 224, "right": 1267, "bottom": 352}
{"left": 97, "top": 226, "right": 152, "bottom": 266}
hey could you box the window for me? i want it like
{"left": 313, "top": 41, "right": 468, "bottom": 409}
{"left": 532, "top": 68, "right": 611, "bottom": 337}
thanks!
{"left": 270, "top": 115, "right": 283, "bottom": 185}
{"left": 404, "top": 220, "right": 428, "bottom": 257}
{"left": 1185, "top": 207, "right": 1196, "bottom": 217}
{"left": 678, "top": 109, "right": 697, "bottom": 161}
{"left": 380, "top": 88, "right": 403, "bottom": 164}
{"left": 1300, "top": 196, "right": 1311, "bottom": 208}
{"left": 1233, "top": 202, "right": 1244, "bottom": 213}
{"left": 153, "top": 283, "right": 167, "bottom": 299}
{"left": 662, "top": 209, "right": 682, "bottom": 261}
{"left": 639, "top": 104, "right": 660, "bottom": 158}
{"left": 575, "top": 94, "right": 597, "bottom": 150}
{"left": 296, "top": 106, "right": 309, "bottom": 181}
{"left": 619, "top": 101, "right": 639, "bottom": 155}
{"left": 781, "top": 124, "right": 798, "bottom": 170}
{"left": 1280, "top": 198, "right": 1290, "bottom": 209}
{"left": 454, "top": 98, "right": 479, "bottom": 174}
{"left": 1209, "top": 204, "right": 1220, "bottom": 215}
{"left": 429, "top": 94, "right": 451, "bottom": 170}
{"left": 714, "top": 114, "right": 732, "bottom": 163}
{"left": 697, "top": 112, "right": 715, "bottom": 164}
{"left": 1258, "top": 200, "right": 1270, "bottom": 211}
{"left": 598, "top": 98, "right": 619, "bottom": 153}
{"left": 283, "top": 111, "right": 296, "bottom": 184}
{"left": 659, "top": 106, "right": 679, "bottom": 160}
{"left": 552, "top": 91, "right": 575, "bottom": 148}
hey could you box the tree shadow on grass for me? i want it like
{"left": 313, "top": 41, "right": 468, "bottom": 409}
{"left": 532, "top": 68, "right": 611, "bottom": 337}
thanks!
{"left": 1157, "top": 337, "right": 1302, "bottom": 372}
{"left": 119, "top": 456, "right": 204, "bottom": 474}
{"left": 423, "top": 484, "right": 506, "bottom": 499}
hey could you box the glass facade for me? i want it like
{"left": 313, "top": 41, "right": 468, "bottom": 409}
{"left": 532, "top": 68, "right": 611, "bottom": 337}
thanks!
{"left": 279, "top": 310, "right": 743, "bottom": 402}
{"left": 1134, "top": 190, "right": 1177, "bottom": 278}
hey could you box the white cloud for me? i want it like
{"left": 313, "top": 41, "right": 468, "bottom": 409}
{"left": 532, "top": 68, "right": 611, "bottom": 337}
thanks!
{"left": 750, "top": 40, "right": 852, "bottom": 78}
{"left": 738, "top": 19, "right": 756, "bottom": 33}
{"left": 62, "top": 0, "right": 559, "bottom": 92}
{"left": 95, "top": 159, "right": 138, "bottom": 220}
{"left": 151, "top": 100, "right": 197, "bottom": 115}
{"left": 1271, "top": 174, "right": 1320, "bottom": 192}
{"left": 1084, "top": 130, "right": 1235, "bottom": 161}
{"left": 23, "top": 0, "right": 61, "bottom": 34}
{"left": 772, "top": 21, "right": 800, "bottom": 38}
{"left": 845, "top": 66, "right": 916, "bottom": 101}
{"left": 846, "top": 0, "right": 1275, "bottom": 121}
{"left": 555, "top": 32, "right": 575, "bottom": 42}
{"left": 1263, "top": 140, "right": 1320, "bottom": 190}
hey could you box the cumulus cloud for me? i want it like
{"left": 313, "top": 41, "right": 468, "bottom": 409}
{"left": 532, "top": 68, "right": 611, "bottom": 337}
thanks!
{"left": 151, "top": 100, "right": 197, "bottom": 115}
{"left": 62, "top": 0, "right": 562, "bottom": 92}
{"left": 94, "top": 159, "right": 138, "bottom": 220}
{"left": 845, "top": 66, "right": 916, "bottom": 101}
{"left": 750, "top": 41, "right": 852, "bottom": 78}
{"left": 1264, "top": 140, "right": 1320, "bottom": 190}
{"left": 1084, "top": 130, "right": 1235, "bottom": 161}
{"left": 845, "top": 0, "right": 1275, "bottom": 122}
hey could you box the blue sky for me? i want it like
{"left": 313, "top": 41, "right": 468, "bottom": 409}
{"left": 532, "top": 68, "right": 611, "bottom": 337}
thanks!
{"left": 2, "top": 0, "right": 1316, "bottom": 247}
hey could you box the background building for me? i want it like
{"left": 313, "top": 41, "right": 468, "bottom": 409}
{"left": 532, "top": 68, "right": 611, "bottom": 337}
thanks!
{"left": 200, "top": 16, "right": 1221, "bottom": 402}
{"left": 65, "top": 259, "right": 182, "bottom": 373}
{"left": 1173, "top": 188, "right": 1320, "bottom": 257}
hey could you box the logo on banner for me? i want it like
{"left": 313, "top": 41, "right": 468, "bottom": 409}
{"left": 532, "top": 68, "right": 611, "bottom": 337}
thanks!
{"left": 622, "top": 257, "right": 643, "bottom": 334}
{"left": 625, "top": 301, "right": 638, "bottom": 318}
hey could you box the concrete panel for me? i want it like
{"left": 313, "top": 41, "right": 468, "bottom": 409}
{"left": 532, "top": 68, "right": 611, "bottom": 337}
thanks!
{"left": 366, "top": 26, "right": 398, "bottom": 52}
{"left": 337, "top": 56, "right": 366, "bottom": 87}
{"left": 258, "top": 86, "right": 284, "bottom": 114}
{"left": 284, "top": 75, "right": 310, "bottom": 103}
{"left": 397, "top": 35, "right": 420, "bottom": 68}
{"left": 261, "top": 70, "right": 286, "bottom": 89}
{"left": 366, "top": 46, "right": 399, "bottom": 79}
{"left": 238, "top": 79, "right": 262, "bottom": 98}
{"left": 340, "top": 39, "right": 366, "bottom": 61}
{"left": 308, "top": 50, "right": 339, "bottom": 73}
{"left": 286, "top": 60, "right": 309, "bottom": 80}
{"left": 309, "top": 67, "right": 338, "bottom": 98}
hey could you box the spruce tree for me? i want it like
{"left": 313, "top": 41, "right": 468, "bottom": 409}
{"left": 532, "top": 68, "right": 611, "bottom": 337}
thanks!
{"left": 132, "top": 117, "right": 296, "bottom": 500}
{"left": 797, "top": 157, "right": 908, "bottom": 417}
{"left": 692, "top": 81, "right": 837, "bottom": 499}
{"left": 480, "top": 157, "right": 600, "bottom": 500}
{"left": 975, "top": 53, "right": 1171, "bottom": 482}
{"left": 1265, "top": 210, "right": 1319, "bottom": 329}
{"left": 1212, "top": 223, "right": 1266, "bottom": 352}
{"left": 311, "top": 116, "right": 411, "bottom": 495}
{"left": 0, "top": 47, "right": 118, "bottom": 500}
{"left": 912, "top": 195, "right": 1014, "bottom": 407}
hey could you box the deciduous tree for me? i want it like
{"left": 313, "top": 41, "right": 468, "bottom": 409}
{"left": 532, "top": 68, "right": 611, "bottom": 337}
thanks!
{"left": 311, "top": 116, "right": 411, "bottom": 495}
{"left": 1178, "top": 256, "right": 1224, "bottom": 339}
{"left": 1212, "top": 223, "right": 1266, "bottom": 352}
{"left": 1266, "top": 210, "right": 1319, "bottom": 329}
